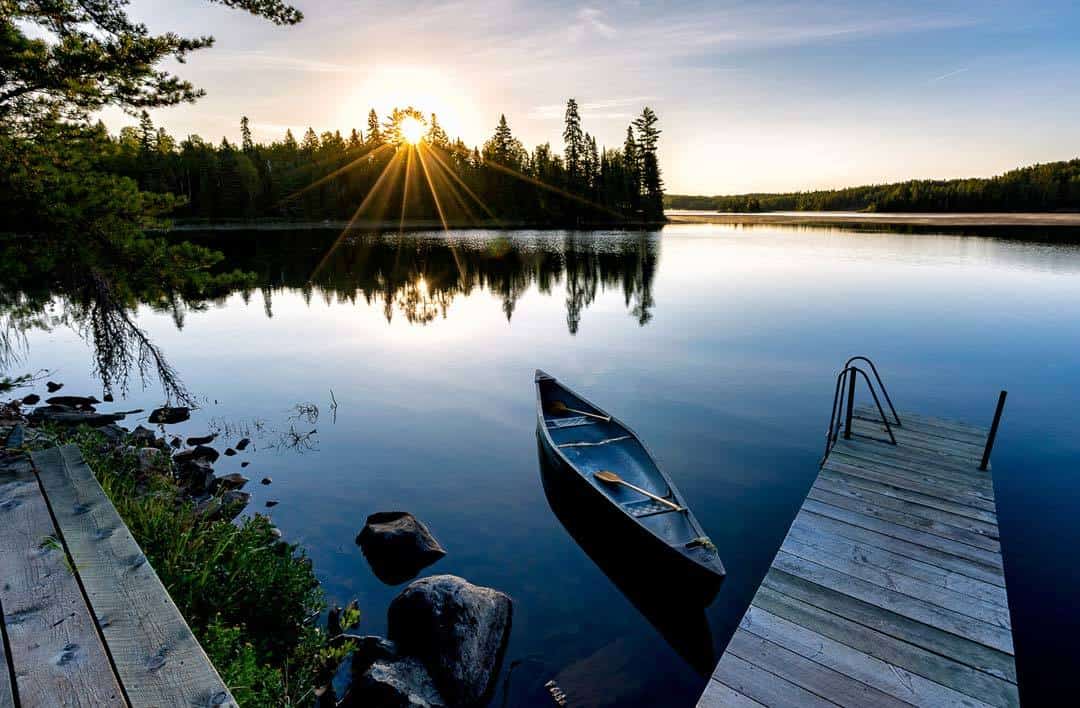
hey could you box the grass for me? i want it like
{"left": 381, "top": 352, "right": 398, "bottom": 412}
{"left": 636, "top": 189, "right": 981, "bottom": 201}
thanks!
{"left": 55, "top": 427, "right": 354, "bottom": 705}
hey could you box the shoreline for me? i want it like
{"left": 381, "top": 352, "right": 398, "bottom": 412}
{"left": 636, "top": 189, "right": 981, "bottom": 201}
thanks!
{"left": 156, "top": 218, "right": 667, "bottom": 233}
{"left": 666, "top": 212, "right": 1080, "bottom": 227}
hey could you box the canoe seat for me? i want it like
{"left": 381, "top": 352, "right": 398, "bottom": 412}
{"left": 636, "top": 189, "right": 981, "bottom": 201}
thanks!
{"left": 546, "top": 416, "right": 595, "bottom": 429}
{"left": 559, "top": 435, "right": 631, "bottom": 448}
{"left": 624, "top": 498, "right": 682, "bottom": 518}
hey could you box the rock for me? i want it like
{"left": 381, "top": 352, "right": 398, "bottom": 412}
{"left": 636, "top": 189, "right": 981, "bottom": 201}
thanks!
{"left": 186, "top": 433, "right": 216, "bottom": 446}
{"left": 193, "top": 495, "right": 222, "bottom": 519}
{"left": 351, "top": 658, "right": 446, "bottom": 708}
{"left": 265, "top": 500, "right": 278, "bottom": 508}
{"left": 241, "top": 461, "right": 250, "bottom": 468}
{"left": 173, "top": 445, "right": 219, "bottom": 464}
{"left": 236, "top": 437, "right": 251, "bottom": 450}
{"left": 46, "top": 381, "right": 63, "bottom": 393}
{"left": 46, "top": 395, "right": 100, "bottom": 408}
{"left": 260, "top": 477, "right": 272, "bottom": 485}
{"left": 137, "top": 447, "right": 166, "bottom": 472}
{"left": 103, "top": 392, "right": 114, "bottom": 402}
{"left": 270, "top": 527, "right": 283, "bottom": 539}
{"left": 357, "top": 512, "right": 446, "bottom": 585}
{"left": 212, "top": 473, "right": 249, "bottom": 492}
{"left": 100, "top": 424, "right": 126, "bottom": 444}
{"left": 345, "top": 635, "right": 399, "bottom": 671}
{"left": 388, "top": 575, "right": 512, "bottom": 707}
{"left": 177, "top": 459, "right": 216, "bottom": 495}
{"left": 224, "top": 448, "right": 237, "bottom": 456}
{"left": 221, "top": 490, "right": 251, "bottom": 508}
{"left": 5, "top": 424, "right": 25, "bottom": 448}
{"left": 28, "top": 405, "right": 122, "bottom": 427}
{"left": 130, "top": 425, "right": 157, "bottom": 446}
{"left": 169, "top": 436, "right": 182, "bottom": 448}
{"left": 21, "top": 394, "right": 40, "bottom": 405}
{"left": 148, "top": 406, "right": 190, "bottom": 424}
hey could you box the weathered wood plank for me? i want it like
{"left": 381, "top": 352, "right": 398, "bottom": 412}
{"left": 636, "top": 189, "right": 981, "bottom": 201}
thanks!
{"left": 799, "top": 510, "right": 1006, "bottom": 587}
{"left": 725, "top": 629, "right": 911, "bottom": 708}
{"left": 772, "top": 552, "right": 1013, "bottom": 653}
{"left": 738, "top": 604, "right": 993, "bottom": 707}
{"left": 802, "top": 499, "right": 1004, "bottom": 570}
{"left": 854, "top": 407, "right": 988, "bottom": 440}
{"left": 786, "top": 520, "right": 1010, "bottom": 609}
{"left": 823, "top": 458, "right": 997, "bottom": 513}
{"left": 753, "top": 585, "right": 1019, "bottom": 707}
{"left": 828, "top": 449, "right": 994, "bottom": 498}
{"left": 31, "top": 445, "right": 236, "bottom": 708}
{"left": 0, "top": 613, "right": 12, "bottom": 708}
{"left": 696, "top": 679, "right": 766, "bottom": 708}
{"left": 779, "top": 535, "right": 1011, "bottom": 627}
{"left": 807, "top": 486, "right": 1001, "bottom": 552}
{"left": 0, "top": 455, "right": 124, "bottom": 707}
{"left": 763, "top": 569, "right": 1016, "bottom": 682}
{"left": 854, "top": 415, "right": 987, "bottom": 450}
{"left": 819, "top": 465, "right": 998, "bottom": 524}
{"left": 851, "top": 418, "right": 985, "bottom": 457}
{"left": 710, "top": 652, "right": 839, "bottom": 708}
{"left": 833, "top": 442, "right": 992, "bottom": 489}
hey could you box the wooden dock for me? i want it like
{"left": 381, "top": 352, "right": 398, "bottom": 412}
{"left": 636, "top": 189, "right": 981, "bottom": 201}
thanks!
{"left": 0, "top": 443, "right": 235, "bottom": 707}
{"left": 698, "top": 406, "right": 1017, "bottom": 707}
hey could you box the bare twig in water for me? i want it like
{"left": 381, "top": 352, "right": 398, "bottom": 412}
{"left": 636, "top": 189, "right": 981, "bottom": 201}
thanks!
{"left": 290, "top": 402, "right": 319, "bottom": 424}
{"left": 328, "top": 389, "right": 338, "bottom": 424}
{"left": 271, "top": 425, "right": 318, "bottom": 453}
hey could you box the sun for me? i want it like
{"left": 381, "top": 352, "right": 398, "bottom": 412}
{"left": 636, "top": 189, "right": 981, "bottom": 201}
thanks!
{"left": 400, "top": 116, "right": 425, "bottom": 145}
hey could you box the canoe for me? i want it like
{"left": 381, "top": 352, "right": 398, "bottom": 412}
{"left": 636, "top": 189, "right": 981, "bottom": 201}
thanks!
{"left": 534, "top": 370, "right": 725, "bottom": 596}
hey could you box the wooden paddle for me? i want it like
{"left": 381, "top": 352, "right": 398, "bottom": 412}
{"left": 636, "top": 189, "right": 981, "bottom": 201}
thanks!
{"left": 594, "top": 470, "right": 683, "bottom": 511}
{"left": 546, "top": 400, "right": 610, "bottom": 422}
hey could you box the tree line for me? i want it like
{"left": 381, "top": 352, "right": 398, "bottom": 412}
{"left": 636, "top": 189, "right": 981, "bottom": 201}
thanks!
{"left": 100, "top": 100, "right": 666, "bottom": 226}
{"left": 667, "top": 160, "right": 1080, "bottom": 213}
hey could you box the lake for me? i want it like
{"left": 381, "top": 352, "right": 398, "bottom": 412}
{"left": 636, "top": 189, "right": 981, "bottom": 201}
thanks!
{"left": 9, "top": 224, "right": 1080, "bottom": 705}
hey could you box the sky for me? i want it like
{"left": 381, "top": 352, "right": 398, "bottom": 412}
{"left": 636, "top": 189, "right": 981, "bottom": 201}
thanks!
{"left": 110, "top": 0, "right": 1080, "bottom": 194}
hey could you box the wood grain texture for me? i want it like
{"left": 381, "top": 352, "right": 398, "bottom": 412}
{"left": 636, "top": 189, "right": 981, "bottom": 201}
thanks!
{"left": 31, "top": 446, "right": 236, "bottom": 708}
{"left": 698, "top": 407, "right": 1015, "bottom": 707}
{"left": 0, "top": 455, "right": 124, "bottom": 708}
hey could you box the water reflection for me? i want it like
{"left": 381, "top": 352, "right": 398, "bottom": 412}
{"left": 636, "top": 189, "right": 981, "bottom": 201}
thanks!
{"left": 537, "top": 437, "right": 717, "bottom": 677}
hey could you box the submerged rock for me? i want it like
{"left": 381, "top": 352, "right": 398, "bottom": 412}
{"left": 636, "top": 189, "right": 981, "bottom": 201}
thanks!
{"left": 388, "top": 575, "right": 512, "bottom": 707}
{"left": 357, "top": 512, "right": 446, "bottom": 585}
{"left": 28, "top": 405, "right": 122, "bottom": 427}
{"left": 46, "top": 381, "right": 63, "bottom": 393}
{"left": 236, "top": 437, "right": 251, "bottom": 450}
{"left": 148, "top": 406, "right": 190, "bottom": 424}
{"left": 350, "top": 658, "right": 446, "bottom": 708}
{"left": 173, "top": 445, "right": 219, "bottom": 464}
{"left": 21, "top": 394, "right": 40, "bottom": 405}
{"left": 224, "top": 447, "right": 237, "bottom": 456}
{"left": 265, "top": 500, "right": 278, "bottom": 508}
{"left": 212, "top": 473, "right": 249, "bottom": 492}
{"left": 46, "top": 395, "right": 99, "bottom": 408}
{"left": 260, "top": 477, "right": 272, "bottom": 485}
{"left": 186, "top": 433, "right": 216, "bottom": 446}
{"left": 241, "top": 461, "right": 250, "bottom": 468}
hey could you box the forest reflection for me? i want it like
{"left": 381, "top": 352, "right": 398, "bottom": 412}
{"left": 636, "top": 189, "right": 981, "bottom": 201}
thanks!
{"left": 205, "top": 229, "right": 660, "bottom": 333}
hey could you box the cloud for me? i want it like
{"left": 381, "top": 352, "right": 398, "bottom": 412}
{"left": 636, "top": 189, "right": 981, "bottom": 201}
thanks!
{"left": 568, "top": 7, "right": 616, "bottom": 41}
{"left": 528, "top": 96, "right": 655, "bottom": 120}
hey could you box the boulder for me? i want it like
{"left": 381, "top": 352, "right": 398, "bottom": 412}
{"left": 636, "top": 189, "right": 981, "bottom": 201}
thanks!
{"left": 260, "top": 477, "right": 272, "bottom": 485}
{"left": 130, "top": 425, "right": 157, "bottom": 446}
{"left": 350, "top": 658, "right": 446, "bottom": 708}
{"left": 236, "top": 437, "right": 251, "bottom": 450}
{"left": 137, "top": 447, "right": 166, "bottom": 472}
{"left": 177, "top": 459, "right": 216, "bottom": 495}
{"left": 357, "top": 512, "right": 447, "bottom": 585}
{"left": 224, "top": 447, "right": 237, "bottom": 456}
{"left": 344, "top": 635, "right": 398, "bottom": 673}
{"left": 211, "top": 473, "right": 249, "bottom": 492}
{"left": 388, "top": 575, "right": 512, "bottom": 707}
{"left": 186, "top": 433, "right": 216, "bottom": 446}
{"left": 28, "top": 405, "right": 122, "bottom": 427}
{"left": 46, "top": 381, "right": 63, "bottom": 393}
{"left": 46, "top": 395, "right": 99, "bottom": 408}
{"left": 221, "top": 489, "right": 251, "bottom": 508}
{"left": 21, "top": 394, "right": 40, "bottom": 405}
{"left": 148, "top": 406, "right": 190, "bottom": 424}
{"left": 99, "top": 424, "right": 126, "bottom": 444}
{"left": 173, "top": 445, "right": 219, "bottom": 464}
{"left": 169, "top": 436, "right": 182, "bottom": 449}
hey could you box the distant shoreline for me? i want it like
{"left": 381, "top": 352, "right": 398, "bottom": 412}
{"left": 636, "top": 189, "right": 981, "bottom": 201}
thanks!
{"left": 666, "top": 212, "right": 1080, "bottom": 227}
{"left": 157, "top": 218, "right": 667, "bottom": 233}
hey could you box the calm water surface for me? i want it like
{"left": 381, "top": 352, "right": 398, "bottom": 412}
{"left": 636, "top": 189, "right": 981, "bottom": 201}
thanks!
{"left": 12, "top": 225, "right": 1080, "bottom": 705}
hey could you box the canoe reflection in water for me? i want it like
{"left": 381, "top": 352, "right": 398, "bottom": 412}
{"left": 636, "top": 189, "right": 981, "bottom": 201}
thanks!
{"left": 536, "top": 437, "right": 721, "bottom": 678}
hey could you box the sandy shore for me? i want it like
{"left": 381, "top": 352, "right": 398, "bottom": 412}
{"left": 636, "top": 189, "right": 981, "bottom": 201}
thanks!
{"left": 667, "top": 212, "right": 1080, "bottom": 227}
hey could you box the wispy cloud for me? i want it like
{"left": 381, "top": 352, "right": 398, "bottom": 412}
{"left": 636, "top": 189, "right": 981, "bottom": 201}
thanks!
{"left": 568, "top": 7, "right": 616, "bottom": 41}
{"left": 209, "top": 51, "right": 358, "bottom": 74}
{"left": 929, "top": 66, "right": 970, "bottom": 83}
{"left": 528, "top": 96, "right": 654, "bottom": 120}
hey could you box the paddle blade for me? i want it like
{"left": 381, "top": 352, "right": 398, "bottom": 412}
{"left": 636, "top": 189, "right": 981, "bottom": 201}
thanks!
{"left": 546, "top": 400, "right": 569, "bottom": 413}
{"left": 594, "top": 470, "right": 621, "bottom": 484}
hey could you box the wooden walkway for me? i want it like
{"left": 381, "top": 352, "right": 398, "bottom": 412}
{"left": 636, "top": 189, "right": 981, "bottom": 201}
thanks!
{"left": 698, "top": 407, "right": 1017, "bottom": 708}
{"left": 0, "top": 443, "right": 235, "bottom": 707}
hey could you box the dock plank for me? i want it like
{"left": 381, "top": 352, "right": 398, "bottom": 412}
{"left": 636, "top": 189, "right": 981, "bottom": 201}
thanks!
{"left": 0, "top": 455, "right": 124, "bottom": 707}
{"left": 31, "top": 445, "right": 236, "bottom": 708}
{"left": 698, "top": 406, "right": 1015, "bottom": 707}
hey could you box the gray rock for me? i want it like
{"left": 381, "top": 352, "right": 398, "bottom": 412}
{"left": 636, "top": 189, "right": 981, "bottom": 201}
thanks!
{"left": 343, "top": 635, "right": 398, "bottom": 676}
{"left": 177, "top": 459, "right": 216, "bottom": 495}
{"left": 28, "top": 405, "right": 122, "bottom": 427}
{"left": 130, "top": 425, "right": 157, "bottom": 446}
{"left": 357, "top": 512, "right": 446, "bottom": 585}
{"left": 46, "top": 381, "right": 63, "bottom": 393}
{"left": 100, "top": 424, "right": 126, "bottom": 444}
{"left": 236, "top": 437, "right": 251, "bottom": 450}
{"left": 221, "top": 489, "right": 251, "bottom": 508}
{"left": 45, "top": 395, "right": 99, "bottom": 408}
{"left": 21, "top": 393, "right": 40, "bottom": 405}
{"left": 137, "top": 447, "right": 166, "bottom": 472}
{"left": 148, "top": 406, "right": 190, "bottom": 424}
{"left": 388, "top": 575, "right": 512, "bottom": 707}
{"left": 351, "top": 658, "right": 446, "bottom": 708}
{"left": 173, "top": 445, "right": 219, "bottom": 464}
{"left": 186, "top": 433, "right": 216, "bottom": 446}
{"left": 212, "top": 473, "right": 249, "bottom": 492}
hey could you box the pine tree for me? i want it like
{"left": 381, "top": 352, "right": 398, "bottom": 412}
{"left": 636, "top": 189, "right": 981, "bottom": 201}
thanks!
{"left": 586, "top": 133, "right": 600, "bottom": 192}
{"left": 138, "top": 110, "right": 155, "bottom": 153}
{"left": 427, "top": 113, "right": 449, "bottom": 148}
{"left": 301, "top": 127, "right": 319, "bottom": 154}
{"left": 366, "top": 109, "right": 383, "bottom": 145}
{"left": 623, "top": 125, "right": 641, "bottom": 216}
{"left": 240, "top": 116, "right": 254, "bottom": 152}
{"left": 283, "top": 129, "right": 298, "bottom": 151}
{"left": 563, "top": 98, "right": 584, "bottom": 188}
{"left": 633, "top": 107, "right": 664, "bottom": 220}
{"left": 348, "top": 128, "right": 362, "bottom": 149}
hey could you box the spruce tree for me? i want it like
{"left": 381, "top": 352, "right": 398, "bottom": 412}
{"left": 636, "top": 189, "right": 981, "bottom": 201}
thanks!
{"left": 623, "top": 125, "right": 641, "bottom": 216}
{"left": 633, "top": 107, "right": 664, "bottom": 219}
{"left": 563, "top": 98, "right": 584, "bottom": 188}
{"left": 367, "top": 109, "right": 383, "bottom": 144}
{"left": 348, "top": 128, "right": 362, "bottom": 149}
{"left": 240, "top": 115, "right": 254, "bottom": 152}
{"left": 138, "top": 110, "right": 155, "bottom": 153}
{"left": 301, "top": 127, "right": 319, "bottom": 154}
{"left": 427, "top": 113, "right": 449, "bottom": 148}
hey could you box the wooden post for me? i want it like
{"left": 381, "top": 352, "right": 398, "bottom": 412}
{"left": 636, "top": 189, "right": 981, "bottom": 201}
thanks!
{"left": 979, "top": 390, "right": 1007, "bottom": 471}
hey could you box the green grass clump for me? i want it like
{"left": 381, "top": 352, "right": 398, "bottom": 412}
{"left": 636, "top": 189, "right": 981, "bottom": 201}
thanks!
{"left": 66, "top": 428, "right": 346, "bottom": 706}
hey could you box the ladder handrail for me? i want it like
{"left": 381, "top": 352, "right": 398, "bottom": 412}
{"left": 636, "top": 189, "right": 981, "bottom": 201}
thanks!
{"left": 843, "top": 355, "right": 901, "bottom": 427}
{"left": 821, "top": 359, "right": 898, "bottom": 466}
